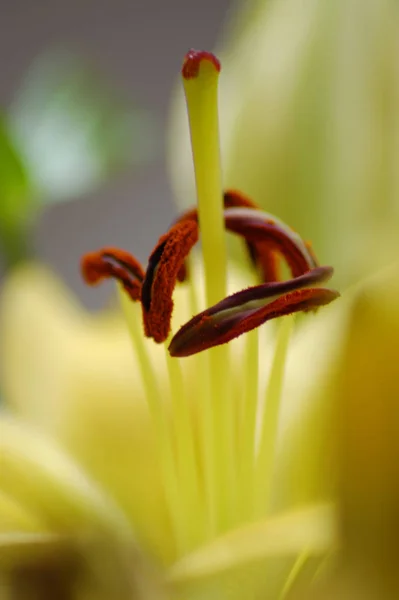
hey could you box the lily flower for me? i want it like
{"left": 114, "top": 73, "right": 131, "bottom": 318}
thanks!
{"left": 0, "top": 50, "right": 339, "bottom": 599}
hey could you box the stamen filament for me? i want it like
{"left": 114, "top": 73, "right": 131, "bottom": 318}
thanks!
{"left": 118, "top": 287, "right": 186, "bottom": 554}
{"left": 214, "top": 349, "right": 237, "bottom": 530}
{"left": 279, "top": 550, "right": 309, "bottom": 600}
{"left": 164, "top": 339, "right": 203, "bottom": 550}
{"left": 198, "top": 351, "right": 218, "bottom": 535}
{"left": 239, "top": 328, "right": 259, "bottom": 521}
{"left": 255, "top": 316, "right": 294, "bottom": 518}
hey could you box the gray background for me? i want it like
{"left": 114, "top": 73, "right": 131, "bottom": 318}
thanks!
{"left": 1, "top": 0, "right": 232, "bottom": 307}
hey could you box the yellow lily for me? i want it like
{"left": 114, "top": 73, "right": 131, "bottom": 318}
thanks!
{"left": 168, "top": 0, "right": 399, "bottom": 286}
{"left": 0, "top": 50, "right": 339, "bottom": 599}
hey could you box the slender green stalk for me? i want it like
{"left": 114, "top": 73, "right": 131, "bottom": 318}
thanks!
{"left": 182, "top": 56, "right": 227, "bottom": 305}
{"left": 279, "top": 550, "right": 309, "bottom": 600}
{"left": 119, "top": 288, "right": 185, "bottom": 554}
{"left": 239, "top": 328, "right": 259, "bottom": 521}
{"left": 186, "top": 256, "right": 217, "bottom": 539}
{"left": 165, "top": 339, "right": 203, "bottom": 550}
{"left": 255, "top": 316, "right": 294, "bottom": 517}
{"left": 183, "top": 53, "right": 235, "bottom": 533}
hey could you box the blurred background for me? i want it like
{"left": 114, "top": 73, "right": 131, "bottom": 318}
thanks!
{"left": 0, "top": 0, "right": 232, "bottom": 307}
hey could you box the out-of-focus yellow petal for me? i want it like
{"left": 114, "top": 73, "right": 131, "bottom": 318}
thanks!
{"left": 296, "top": 264, "right": 399, "bottom": 599}
{"left": 271, "top": 292, "right": 351, "bottom": 512}
{"left": 330, "top": 264, "right": 399, "bottom": 597}
{"left": 272, "top": 262, "right": 399, "bottom": 519}
{"left": 169, "top": 503, "right": 334, "bottom": 581}
{"left": 0, "top": 263, "right": 85, "bottom": 425}
{"left": 0, "top": 261, "right": 254, "bottom": 565}
{"left": 0, "top": 491, "right": 44, "bottom": 533}
{"left": 168, "top": 503, "right": 335, "bottom": 600}
{"left": 0, "top": 264, "right": 173, "bottom": 562}
{"left": 0, "top": 415, "right": 131, "bottom": 536}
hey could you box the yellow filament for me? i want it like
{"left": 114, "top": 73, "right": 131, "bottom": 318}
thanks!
{"left": 279, "top": 550, "right": 309, "bottom": 600}
{"left": 255, "top": 316, "right": 294, "bottom": 518}
{"left": 184, "top": 255, "right": 217, "bottom": 538}
{"left": 239, "top": 328, "right": 259, "bottom": 521}
{"left": 118, "top": 287, "right": 185, "bottom": 554}
{"left": 164, "top": 339, "right": 203, "bottom": 550}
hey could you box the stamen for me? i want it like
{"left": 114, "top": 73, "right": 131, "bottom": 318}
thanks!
{"left": 169, "top": 267, "right": 339, "bottom": 357}
{"left": 118, "top": 287, "right": 187, "bottom": 554}
{"left": 223, "top": 190, "right": 280, "bottom": 282}
{"left": 173, "top": 190, "right": 280, "bottom": 283}
{"left": 141, "top": 221, "right": 198, "bottom": 343}
{"left": 255, "top": 316, "right": 294, "bottom": 519}
{"left": 223, "top": 207, "right": 318, "bottom": 278}
{"left": 81, "top": 248, "right": 144, "bottom": 301}
{"left": 80, "top": 206, "right": 336, "bottom": 357}
{"left": 172, "top": 190, "right": 316, "bottom": 284}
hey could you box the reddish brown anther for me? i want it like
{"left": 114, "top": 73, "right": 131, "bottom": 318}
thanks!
{"left": 223, "top": 207, "right": 317, "bottom": 278}
{"left": 81, "top": 189, "right": 338, "bottom": 355}
{"left": 182, "top": 49, "right": 221, "bottom": 79}
{"left": 224, "top": 190, "right": 281, "bottom": 282}
{"left": 141, "top": 220, "right": 198, "bottom": 343}
{"left": 169, "top": 267, "right": 339, "bottom": 357}
{"left": 172, "top": 190, "right": 278, "bottom": 282}
{"left": 173, "top": 190, "right": 315, "bottom": 283}
{"left": 81, "top": 248, "right": 145, "bottom": 301}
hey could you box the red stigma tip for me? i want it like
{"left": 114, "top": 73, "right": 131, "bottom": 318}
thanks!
{"left": 182, "top": 49, "right": 221, "bottom": 79}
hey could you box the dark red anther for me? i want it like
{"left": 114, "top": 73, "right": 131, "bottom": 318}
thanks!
{"left": 223, "top": 207, "right": 318, "bottom": 278}
{"left": 223, "top": 190, "right": 281, "bottom": 282}
{"left": 169, "top": 267, "right": 339, "bottom": 357}
{"left": 141, "top": 220, "right": 198, "bottom": 343}
{"left": 172, "top": 190, "right": 279, "bottom": 283}
{"left": 81, "top": 248, "right": 145, "bottom": 301}
{"left": 172, "top": 190, "right": 315, "bottom": 283}
{"left": 81, "top": 189, "right": 338, "bottom": 354}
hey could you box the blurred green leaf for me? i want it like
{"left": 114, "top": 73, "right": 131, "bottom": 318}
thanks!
{"left": 7, "top": 51, "right": 158, "bottom": 204}
{"left": 0, "top": 115, "right": 31, "bottom": 264}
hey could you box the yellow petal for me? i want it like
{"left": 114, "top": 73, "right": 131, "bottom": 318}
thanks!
{"left": 273, "top": 262, "right": 399, "bottom": 516}
{"left": 0, "top": 264, "right": 174, "bottom": 562}
{"left": 0, "top": 491, "right": 45, "bottom": 533}
{"left": 168, "top": 503, "right": 335, "bottom": 600}
{"left": 272, "top": 293, "right": 351, "bottom": 512}
{"left": 0, "top": 414, "right": 130, "bottom": 536}
{"left": 334, "top": 264, "right": 399, "bottom": 587}
{"left": 293, "top": 263, "right": 399, "bottom": 599}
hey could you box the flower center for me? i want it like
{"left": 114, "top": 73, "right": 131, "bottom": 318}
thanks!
{"left": 80, "top": 50, "right": 339, "bottom": 560}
